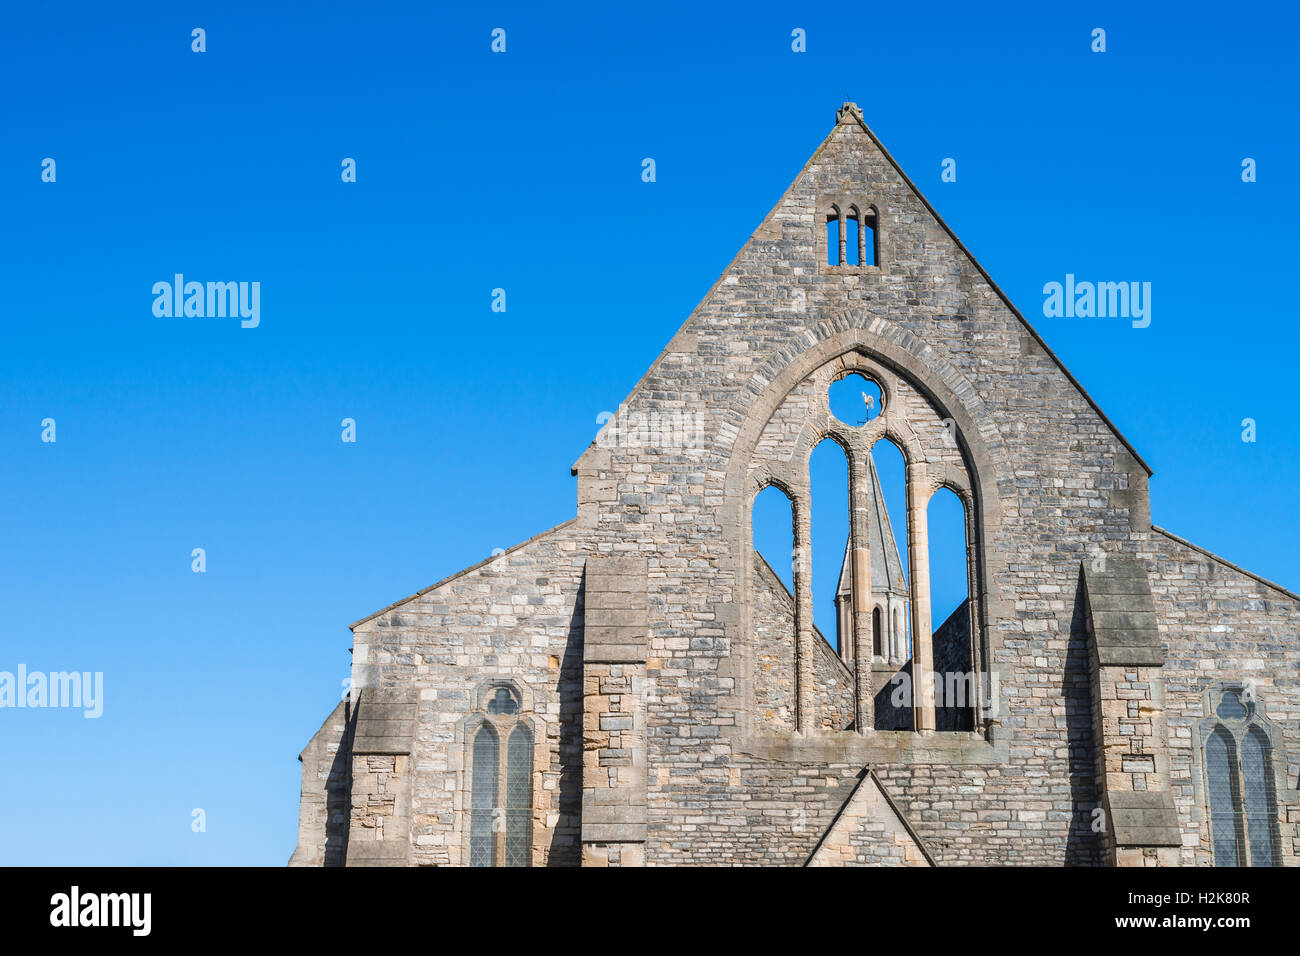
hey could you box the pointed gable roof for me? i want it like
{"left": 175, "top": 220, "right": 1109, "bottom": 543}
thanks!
{"left": 575, "top": 103, "right": 1151, "bottom": 478}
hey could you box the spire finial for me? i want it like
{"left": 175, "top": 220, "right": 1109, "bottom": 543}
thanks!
{"left": 837, "top": 101, "right": 863, "bottom": 124}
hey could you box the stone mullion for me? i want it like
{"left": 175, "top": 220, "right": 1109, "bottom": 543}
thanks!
{"left": 837, "top": 209, "right": 847, "bottom": 265}
{"left": 857, "top": 210, "right": 867, "bottom": 265}
{"left": 849, "top": 453, "right": 873, "bottom": 733}
{"left": 907, "top": 464, "right": 935, "bottom": 731}
{"left": 495, "top": 717, "right": 509, "bottom": 867}
{"left": 793, "top": 491, "right": 815, "bottom": 733}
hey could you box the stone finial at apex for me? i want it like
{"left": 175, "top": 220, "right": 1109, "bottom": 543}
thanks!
{"left": 837, "top": 101, "right": 864, "bottom": 124}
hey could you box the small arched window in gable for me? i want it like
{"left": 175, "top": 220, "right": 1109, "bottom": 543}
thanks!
{"left": 825, "top": 203, "right": 878, "bottom": 268}
{"left": 845, "top": 210, "right": 860, "bottom": 266}
{"left": 859, "top": 205, "right": 878, "bottom": 267}
{"left": 826, "top": 204, "right": 843, "bottom": 266}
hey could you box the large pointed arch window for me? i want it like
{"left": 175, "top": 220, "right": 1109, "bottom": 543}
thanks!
{"left": 746, "top": 356, "right": 984, "bottom": 737}
{"left": 1199, "top": 685, "right": 1281, "bottom": 866}
{"left": 466, "top": 681, "right": 534, "bottom": 867}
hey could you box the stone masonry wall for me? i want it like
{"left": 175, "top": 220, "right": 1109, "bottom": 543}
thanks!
{"left": 349, "top": 754, "right": 403, "bottom": 852}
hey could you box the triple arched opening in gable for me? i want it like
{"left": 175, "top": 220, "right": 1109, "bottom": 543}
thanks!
{"left": 824, "top": 202, "right": 879, "bottom": 268}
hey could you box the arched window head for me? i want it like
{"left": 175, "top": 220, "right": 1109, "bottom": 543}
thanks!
{"left": 1216, "top": 688, "right": 1249, "bottom": 720}
{"left": 826, "top": 204, "right": 842, "bottom": 266}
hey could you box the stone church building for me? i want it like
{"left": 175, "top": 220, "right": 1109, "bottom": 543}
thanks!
{"left": 290, "top": 104, "right": 1299, "bottom": 867}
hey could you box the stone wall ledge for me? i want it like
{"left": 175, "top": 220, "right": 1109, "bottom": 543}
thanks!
{"left": 736, "top": 727, "right": 1007, "bottom": 765}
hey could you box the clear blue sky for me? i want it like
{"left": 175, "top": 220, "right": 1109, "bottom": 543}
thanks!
{"left": 2, "top": 0, "right": 1296, "bottom": 865}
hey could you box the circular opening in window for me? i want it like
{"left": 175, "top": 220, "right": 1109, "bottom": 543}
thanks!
{"left": 829, "top": 373, "right": 883, "bottom": 426}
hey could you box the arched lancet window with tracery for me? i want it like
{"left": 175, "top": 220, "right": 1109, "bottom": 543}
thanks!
{"left": 1199, "top": 685, "right": 1281, "bottom": 866}
{"left": 465, "top": 681, "right": 534, "bottom": 867}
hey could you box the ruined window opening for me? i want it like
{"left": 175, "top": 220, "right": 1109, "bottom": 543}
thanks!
{"left": 868, "top": 437, "right": 912, "bottom": 730}
{"left": 752, "top": 484, "right": 795, "bottom": 594}
{"left": 747, "top": 357, "right": 989, "bottom": 740}
{"left": 826, "top": 208, "right": 842, "bottom": 266}
{"left": 860, "top": 207, "right": 877, "bottom": 266}
{"left": 811, "top": 438, "right": 850, "bottom": 654}
{"left": 928, "top": 487, "right": 974, "bottom": 731}
{"left": 751, "top": 483, "right": 799, "bottom": 731}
